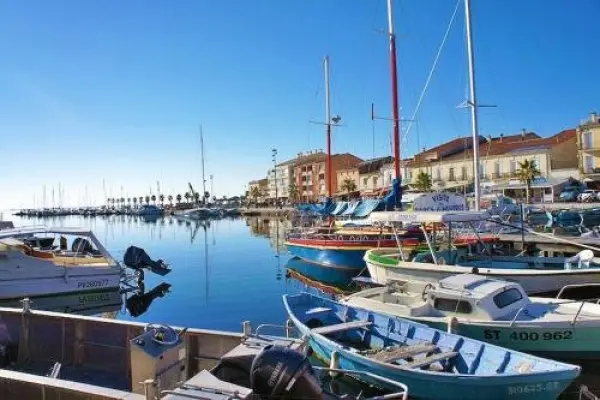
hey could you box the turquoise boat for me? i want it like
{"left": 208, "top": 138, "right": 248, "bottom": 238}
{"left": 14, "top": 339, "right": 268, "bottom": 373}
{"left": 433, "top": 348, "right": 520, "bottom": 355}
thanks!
{"left": 342, "top": 274, "right": 600, "bottom": 359}
{"left": 284, "top": 292, "right": 580, "bottom": 400}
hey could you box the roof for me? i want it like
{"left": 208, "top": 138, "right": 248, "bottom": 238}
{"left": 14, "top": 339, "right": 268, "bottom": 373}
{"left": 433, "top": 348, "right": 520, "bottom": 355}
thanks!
{"left": 294, "top": 152, "right": 327, "bottom": 167}
{"left": 369, "top": 210, "right": 489, "bottom": 223}
{"left": 358, "top": 156, "right": 394, "bottom": 174}
{"left": 406, "top": 130, "right": 575, "bottom": 167}
{"left": 436, "top": 274, "right": 516, "bottom": 300}
{"left": 276, "top": 157, "right": 297, "bottom": 167}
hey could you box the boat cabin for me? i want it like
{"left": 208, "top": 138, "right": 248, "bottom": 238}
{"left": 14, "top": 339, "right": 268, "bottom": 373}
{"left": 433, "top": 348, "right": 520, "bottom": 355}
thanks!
{"left": 426, "top": 274, "right": 531, "bottom": 321}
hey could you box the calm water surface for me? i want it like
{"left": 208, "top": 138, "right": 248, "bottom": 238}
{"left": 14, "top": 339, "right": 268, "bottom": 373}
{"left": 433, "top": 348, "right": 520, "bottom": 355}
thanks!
{"left": 10, "top": 215, "right": 304, "bottom": 332}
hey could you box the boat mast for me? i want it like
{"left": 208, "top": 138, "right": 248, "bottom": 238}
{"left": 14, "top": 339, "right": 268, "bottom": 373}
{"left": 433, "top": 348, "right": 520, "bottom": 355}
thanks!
{"left": 324, "top": 56, "right": 332, "bottom": 197}
{"left": 465, "top": 0, "right": 481, "bottom": 211}
{"left": 200, "top": 125, "right": 206, "bottom": 205}
{"left": 387, "top": 0, "right": 401, "bottom": 180}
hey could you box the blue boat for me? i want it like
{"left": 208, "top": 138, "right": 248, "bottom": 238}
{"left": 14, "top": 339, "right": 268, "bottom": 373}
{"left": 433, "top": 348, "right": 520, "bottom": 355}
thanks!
{"left": 285, "top": 241, "right": 368, "bottom": 271}
{"left": 283, "top": 293, "right": 580, "bottom": 400}
{"left": 285, "top": 256, "right": 358, "bottom": 288}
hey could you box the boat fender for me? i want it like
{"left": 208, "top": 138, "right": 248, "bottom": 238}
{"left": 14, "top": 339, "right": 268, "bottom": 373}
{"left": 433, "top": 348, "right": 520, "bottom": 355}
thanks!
{"left": 438, "top": 257, "right": 446, "bottom": 265}
{"left": 447, "top": 316, "right": 459, "bottom": 334}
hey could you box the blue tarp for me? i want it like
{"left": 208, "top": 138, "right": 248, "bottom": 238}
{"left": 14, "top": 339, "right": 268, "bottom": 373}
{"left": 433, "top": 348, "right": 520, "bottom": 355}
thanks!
{"left": 331, "top": 201, "right": 348, "bottom": 216}
{"left": 341, "top": 201, "right": 361, "bottom": 216}
{"left": 383, "top": 178, "right": 402, "bottom": 210}
{"left": 352, "top": 199, "right": 384, "bottom": 217}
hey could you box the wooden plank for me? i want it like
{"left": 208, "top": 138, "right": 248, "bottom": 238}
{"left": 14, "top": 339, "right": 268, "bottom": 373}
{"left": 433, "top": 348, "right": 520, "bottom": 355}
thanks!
{"left": 369, "top": 344, "right": 437, "bottom": 363}
{"left": 311, "top": 320, "right": 372, "bottom": 335}
{"left": 404, "top": 351, "right": 458, "bottom": 369}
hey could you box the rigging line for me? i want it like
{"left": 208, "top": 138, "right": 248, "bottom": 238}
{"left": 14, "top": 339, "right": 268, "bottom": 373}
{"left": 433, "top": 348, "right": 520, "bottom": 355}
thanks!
{"left": 403, "top": 0, "right": 462, "bottom": 140}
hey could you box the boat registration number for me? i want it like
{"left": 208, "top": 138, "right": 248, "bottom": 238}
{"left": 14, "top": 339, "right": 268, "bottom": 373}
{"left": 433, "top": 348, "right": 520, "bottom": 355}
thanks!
{"left": 77, "top": 280, "right": 109, "bottom": 289}
{"left": 508, "top": 382, "right": 559, "bottom": 396}
{"left": 484, "top": 329, "right": 573, "bottom": 341}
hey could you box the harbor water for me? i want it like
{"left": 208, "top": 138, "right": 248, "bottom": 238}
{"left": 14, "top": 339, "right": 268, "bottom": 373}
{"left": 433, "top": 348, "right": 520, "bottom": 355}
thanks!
{"left": 5, "top": 213, "right": 600, "bottom": 398}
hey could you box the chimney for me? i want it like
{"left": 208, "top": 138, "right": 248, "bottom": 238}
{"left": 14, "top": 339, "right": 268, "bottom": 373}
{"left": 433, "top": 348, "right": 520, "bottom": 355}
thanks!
{"left": 500, "top": 133, "right": 504, "bottom": 142}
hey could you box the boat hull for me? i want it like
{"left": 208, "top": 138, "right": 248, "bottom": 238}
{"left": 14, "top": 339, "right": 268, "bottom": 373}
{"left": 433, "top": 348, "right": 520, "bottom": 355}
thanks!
{"left": 365, "top": 251, "right": 600, "bottom": 294}
{"left": 285, "top": 243, "right": 368, "bottom": 270}
{"left": 284, "top": 294, "right": 578, "bottom": 400}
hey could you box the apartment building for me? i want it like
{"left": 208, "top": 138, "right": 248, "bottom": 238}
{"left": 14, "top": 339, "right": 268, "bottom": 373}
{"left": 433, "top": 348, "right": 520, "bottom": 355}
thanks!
{"left": 247, "top": 178, "right": 269, "bottom": 203}
{"left": 294, "top": 151, "right": 362, "bottom": 201}
{"left": 267, "top": 158, "right": 295, "bottom": 203}
{"left": 578, "top": 112, "right": 600, "bottom": 184}
{"left": 406, "top": 129, "right": 577, "bottom": 201}
{"left": 358, "top": 156, "right": 394, "bottom": 196}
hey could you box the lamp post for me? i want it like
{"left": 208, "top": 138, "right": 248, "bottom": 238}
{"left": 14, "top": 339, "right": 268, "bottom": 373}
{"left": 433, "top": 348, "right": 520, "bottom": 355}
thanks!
{"left": 272, "top": 148, "right": 278, "bottom": 207}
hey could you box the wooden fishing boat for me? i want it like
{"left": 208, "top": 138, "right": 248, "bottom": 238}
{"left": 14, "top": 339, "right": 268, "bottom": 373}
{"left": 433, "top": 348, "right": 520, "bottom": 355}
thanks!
{"left": 284, "top": 292, "right": 580, "bottom": 399}
{"left": 365, "top": 211, "right": 600, "bottom": 294}
{"left": 342, "top": 274, "right": 600, "bottom": 359}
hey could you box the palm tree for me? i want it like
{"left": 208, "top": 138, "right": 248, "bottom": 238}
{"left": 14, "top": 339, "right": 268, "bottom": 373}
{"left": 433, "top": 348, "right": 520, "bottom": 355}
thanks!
{"left": 184, "top": 192, "right": 191, "bottom": 203}
{"left": 340, "top": 178, "right": 357, "bottom": 194}
{"left": 176, "top": 194, "right": 182, "bottom": 204}
{"left": 144, "top": 195, "right": 150, "bottom": 205}
{"left": 159, "top": 194, "right": 165, "bottom": 206}
{"left": 414, "top": 171, "right": 432, "bottom": 191}
{"left": 517, "top": 159, "right": 541, "bottom": 204}
{"left": 194, "top": 192, "right": 201, "bottom": 205}
{"left": 127, "top": 197, "right": 131, "bottom": 207}
{"left": 249, "top": 186, "right": 261, "bottom": 205}
{"left": 168, "top": 194, "right": 173, "bottom": 205}
{"left": 288, "top": 183, "right": 298, "bottom": 204}
{"left": 138, "top": 196, "right": 144, "bottom": 205}
{"left": 133, "top": 197, "right": 138, "bottom": 208}
{"left": 151, "top": 195, "right": 157, "bottom": 205}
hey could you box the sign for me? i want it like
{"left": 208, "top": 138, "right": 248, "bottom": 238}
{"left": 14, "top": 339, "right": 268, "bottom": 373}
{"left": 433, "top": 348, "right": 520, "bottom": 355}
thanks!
{"left": 413, "top": 193, "right": 466, "bottom": 212}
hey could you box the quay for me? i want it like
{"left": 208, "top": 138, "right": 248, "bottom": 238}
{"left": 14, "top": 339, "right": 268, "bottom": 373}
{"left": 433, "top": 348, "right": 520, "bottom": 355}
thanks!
{"left": 239, "top": 207, "right": 297, "bottom": 217}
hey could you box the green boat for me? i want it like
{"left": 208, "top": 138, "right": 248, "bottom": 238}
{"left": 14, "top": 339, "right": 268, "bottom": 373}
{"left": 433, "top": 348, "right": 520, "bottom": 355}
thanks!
{"left": 341, "top": 273, "right": 600, "bottom": 359}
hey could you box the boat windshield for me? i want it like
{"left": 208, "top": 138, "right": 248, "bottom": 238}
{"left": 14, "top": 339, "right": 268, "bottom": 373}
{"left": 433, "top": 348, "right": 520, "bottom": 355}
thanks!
{"left": 433, "top": 297, "right": 472, "bottom": 314}
{"left": 492, "top": 288, "right": 523, "bottom": 309}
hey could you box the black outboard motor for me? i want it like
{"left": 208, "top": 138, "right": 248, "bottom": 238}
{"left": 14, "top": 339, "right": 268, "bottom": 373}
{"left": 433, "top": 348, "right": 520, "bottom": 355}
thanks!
{"left": 126, "top": 282, "right": 171, "bottom": 317}
{"left": 250, "top": 345, "right": 324, "bottom": 399}
{"left": 123, "top": 246, "right": 170, "bottom": 276}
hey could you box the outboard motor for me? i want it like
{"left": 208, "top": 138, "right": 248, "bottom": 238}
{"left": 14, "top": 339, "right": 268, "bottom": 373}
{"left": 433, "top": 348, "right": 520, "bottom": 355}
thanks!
{"left": 123, "top": 246, "right": 170, "bottom": 276}
{"left": 250, "top": 345, "right": 324, "bottom": 399}
{"left": 126, "top": 282, "right": 171, "bottom": 317}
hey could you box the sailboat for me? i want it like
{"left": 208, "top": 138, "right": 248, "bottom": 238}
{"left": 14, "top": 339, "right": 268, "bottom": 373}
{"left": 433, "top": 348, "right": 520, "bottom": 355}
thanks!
{"left": 285, "top": 1, "right": 414, "bottom": 270}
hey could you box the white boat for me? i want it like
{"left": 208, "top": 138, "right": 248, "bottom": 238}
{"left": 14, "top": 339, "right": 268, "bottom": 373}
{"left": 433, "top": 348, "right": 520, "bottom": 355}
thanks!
{"left": 342, "top": 273, "right": 600, "bottom": 359}
{"left": 0, "top": 226, "right": 123, "bottom": 299}
{"left": 365, "top": 210, "right": 600, "bottom": 294}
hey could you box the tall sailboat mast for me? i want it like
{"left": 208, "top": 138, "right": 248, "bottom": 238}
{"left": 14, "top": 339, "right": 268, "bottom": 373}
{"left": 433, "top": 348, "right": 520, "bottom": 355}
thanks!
{"left": 465, "top": 0, "right": 482, "bottom": 210}
{"left": 387, "top": 0, "right": 401, "bottom": 180}
{"left": 200, "top": 125, "right": 206, "bottom": 204}
{"left": 324, "top": 56, "right": 333, "bottom": 197}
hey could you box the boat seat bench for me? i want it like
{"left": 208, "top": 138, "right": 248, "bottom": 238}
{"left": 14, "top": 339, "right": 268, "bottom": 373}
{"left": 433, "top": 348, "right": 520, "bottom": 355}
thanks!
{"left": 311, "top": 321, "right": 372, "bottom": 335}
{"left": 368, "top": 344, "right": 437, "bottom": 363}
{"left": 403, "top": 351, "right": 458, "bottom": 369}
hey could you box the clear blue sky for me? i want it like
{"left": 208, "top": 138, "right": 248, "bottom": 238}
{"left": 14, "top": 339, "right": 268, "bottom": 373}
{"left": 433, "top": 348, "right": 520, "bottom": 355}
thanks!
{"left": 0, "top": 0, "right": 598, "bottom": 209}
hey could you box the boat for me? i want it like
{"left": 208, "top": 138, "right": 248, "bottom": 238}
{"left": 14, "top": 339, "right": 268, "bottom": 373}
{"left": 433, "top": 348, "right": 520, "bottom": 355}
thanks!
{"left": 0, "top": 226, "right": 124, "bottom": 299}
{"left": 342, "top": 273, "right": 600, "bottom": 359}
{"left": 364, "top": 210, "right": 600, "bottom": 294}
{"left": 0, "top": 302, "right": 408, "bottom": 400}
{"left": 284, "top": 292, "right": 580, "bottom": 399}
{"left": 137, "top": 204, "right": 163, "bottom": 216}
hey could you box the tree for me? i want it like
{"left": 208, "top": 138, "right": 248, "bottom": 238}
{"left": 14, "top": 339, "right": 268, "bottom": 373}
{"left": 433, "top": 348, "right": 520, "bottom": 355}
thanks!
{"left": 176, "top": 194, "right": 182, "bottom": 204}
{"left": 184, "top": 192, "right": 191, "bottom": 203}
{"left": 288, "top": 183, "right": 298, "bottom": 203}
{"left": 138, "top": 196, "right": 144, "bottom": 205}
{"left": 133, "top": 197, "right": 138, "bottom": 208}
{"left": 414, "top": 171, "right": 432, "bottom": 191}
{"left": 517, "top": 159, "right": 541, "bottom": 204}
{"left": 194, "top": 192, "right": 200, "bottom": 204}
{"left": 127, "top": 197, "right": 131, "bottom": 207}
{"left": 204, "top": 191, "right": 210, "bottom": 203}
{"left": 151, "top": 195, "right": 157, "bottom": 205}
{"left": 120, "top": 197, "right": 125, "bottom": 208}
{"left": 167, "top": 194, "right": 173, "bottom": 205}
{"left": 249, "top": 186, "right": 261, "bottom": 204}
{"left": 144, "top": 195, "right": 150, "bottom": 205}
{"left": 159, "top": 194, "right": 165, "bottom": 205}
{"left": 340, "top": 178, "right": 357, "bottom": 194}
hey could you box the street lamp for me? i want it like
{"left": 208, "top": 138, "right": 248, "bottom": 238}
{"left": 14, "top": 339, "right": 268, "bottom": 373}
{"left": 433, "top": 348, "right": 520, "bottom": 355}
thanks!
{"left": 272, "top": 148, "right": 278, "bottom": 207}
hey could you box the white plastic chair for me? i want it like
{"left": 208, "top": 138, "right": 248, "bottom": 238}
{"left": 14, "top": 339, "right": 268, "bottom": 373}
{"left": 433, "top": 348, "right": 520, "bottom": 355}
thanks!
{"left": 564, "top": 250, "right": 594, "bottom": 270}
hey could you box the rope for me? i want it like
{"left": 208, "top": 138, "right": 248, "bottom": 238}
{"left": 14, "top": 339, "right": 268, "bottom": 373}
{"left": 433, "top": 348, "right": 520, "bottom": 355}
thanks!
{"left": 403, "top": 0, "right": 462, "bottom": 145}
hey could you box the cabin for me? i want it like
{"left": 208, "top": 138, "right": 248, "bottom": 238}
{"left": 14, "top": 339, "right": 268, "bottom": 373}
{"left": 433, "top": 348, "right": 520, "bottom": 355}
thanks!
{"left": 427, "top": 274, "right": 530, "bottom": 321}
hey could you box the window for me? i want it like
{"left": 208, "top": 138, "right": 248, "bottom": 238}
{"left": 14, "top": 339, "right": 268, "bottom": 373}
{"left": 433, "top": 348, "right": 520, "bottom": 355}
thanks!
{"left": 433, "top": 297, "right": 472, "bottom": 314}
{"left": 363, "top": 177, "right": 368, "bottom": 187}
{"left": 493, "top": 288, "right": 523, "bottom": 309}
{"left": 479, "top": 161, "right": 486, "bottom": 178}
{"left": 436, "top": 168, "right": 441, "bottom": 181}
{"left": 461, "top": 166, "right": 467, "bottom": 180}
{"left": 373, "top": 177, "right": 378, "bottom": 188}
{"left": 583, "top": 131, "right": 593, "bottom": 149}
{"left": 448, "top": 168, "right": 455, "bottom": 181}
{"left": 494, "top": 161, "right": 501, "bottom": 176}
{"left": 585, "top": 155, "right": 595, "bottom": 173}
{"left": 510, "top": 160, "right": 517, "bottom": 176}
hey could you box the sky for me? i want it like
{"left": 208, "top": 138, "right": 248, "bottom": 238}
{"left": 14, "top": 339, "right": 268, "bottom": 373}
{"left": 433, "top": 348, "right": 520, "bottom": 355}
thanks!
{"left": 0, "top": 0, "right": 598, "bottom": 209}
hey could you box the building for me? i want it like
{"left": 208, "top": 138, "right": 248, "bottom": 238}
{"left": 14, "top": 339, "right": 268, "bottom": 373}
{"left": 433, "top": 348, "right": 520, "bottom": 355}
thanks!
{"left": 336, "top": 166, "right": 359, "bottom": 197}
{"left": 267, "top": 158, "right": 296, "bottom": 204}
{"left": 357, "top": 156, "right": 394, "bottom": 196}
{"left": 247, "top": 178, "right": 269, "bottom": 204}
{"left": 577, "top": 112, "right": 600, "bottom": 186}
{"left": 293, "top": 151, "right": 362, "bottom": 201}
{"left": 405, "top": 129, "right": 577, "bottom": 202}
